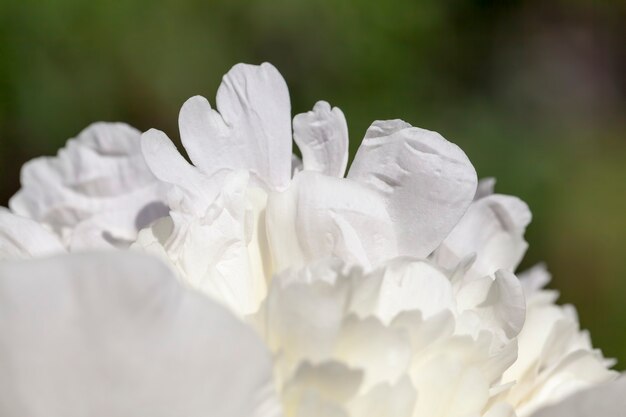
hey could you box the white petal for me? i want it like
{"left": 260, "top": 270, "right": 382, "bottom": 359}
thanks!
{"left": 348, "top": 120, "right": 477, "bottom": 258}
{"left": 141, "top": 128, "right": 219, "bottom": 215}
{"left": 291, "top": 154, "right": 303, "bottom": 176}
{"left": 69, "top": 203, "right": 168, "bottom": 250}
{"left": 373, "top": 259, "right": 455, "bottom": 324}
{"left": 263, "top": 275, "right": 352, "bottom": 366}
{"left": 391, "top": 310, "right": 455, "bottom": 352}
{"left": 529, "top": 377, "right": 626, "bottom": 417}
{"left": 475, "top": 177, "right": 496, "bottom": 200}
{"left": 484, "top": 403, "right": 516, "bottom": 417}
{"left": 179, "top": 63, "right": 292, "bottom": 190}
{"left": 0, "top": 209, "right": 65, "bottom": 259}
{"left": 266, "top": 171, "right": 396, "bottom": 272}
{"left": 347, "top": 377, "right": 416, "bottom": 417}
{"left": 10, "top": 122, "right": 167, "bottom": 248}
{"left": 519, "top": 263, "right": 551, "bottom": 295}
{"left": 435, "top": 194, "right": 531, "bottom": 278}
{"left": 410, "top": 352, "right": 490, "bottom": 417}
{"left": 282, "top": 361, "right": 363, "bottom": 407}
{"left": 456, "top": 270, "right": 526, "bottom": 342}
{"left": 334, "top": 315, "right": 412, "bottom": 389}
{"left": 0, "top": 252, "right": 279, "bottom": 417}
{"left": 135, "top": 170, "right": 268, "bottom": 317}
{"left": 293, "top": 101, "right": 349, "bottom": 177}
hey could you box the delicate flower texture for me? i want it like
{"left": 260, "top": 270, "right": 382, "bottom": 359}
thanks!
{"left": 252, "top": 258, "right": 524, "bottom": 417}
{"left": 0, "top": 62, "right": 623, "bottom": 417}
{"left": 135, "top": 63, "right": 477, "bottom": 316}
{"left": 10, "top": 122, "right": 168, "bottom": 250}
{"left": 501, "top": 265, "right": 618, "bottom": 416}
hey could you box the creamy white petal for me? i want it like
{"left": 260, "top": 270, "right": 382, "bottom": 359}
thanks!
{"left": 484, "top": 403, "right": 517, "bottom": 417}
{"left": 435, "top": 194, "right": 531, "bottom": 278}
{"left": 348, "top": 120, "right": 477, "bottom": 258}
{"left": 334, "top": 315, "right": 412, "bottom": 388}
{"left": 518, "top": 263, "right": 551, "bottom": 296}
{"left": 293, "top": 101, "right": 349, "bottom": 178}
{"left": 391, "top": 310, "right": 455, "bottom": 353}
{"left": 502, "top": 274, "right": 616, "bottom": 415}
{"left": 347, "top": 377, "right": 416, "bottom": 417}
{"left": 372, "top": 259, "right": 455, "bottom": 324}
{"left": 529, "top": 377, "right": 626, "bottom": 417}
{"left": 456, "top": 270, "right": 526, "bottom": 342}
{"left": 178, "top": 63, "right": 292, "bottom": 190}
{"left": 133, "top": 171, "right": 268, "bottom": 317}
{"left": 0, "top": 209, "right": 65, "bottom": 259}
{"left": 266, "top": 171, "right": 396, "bottom": 273}
{"left": 0, "top": 252, "right": 280, "bottom": 417}
{"left": 263, "top": 276, "right": 352, "bottom": 366}
{"left": 410, "top": 352, "right": 489, "bottom": 417}
{"left": 282, "top": 361, "right": 363, "bottom": 412}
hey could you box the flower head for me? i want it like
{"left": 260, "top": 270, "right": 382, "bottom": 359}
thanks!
{"left": 0, "top": 62, "right": 622, "bottom": 417}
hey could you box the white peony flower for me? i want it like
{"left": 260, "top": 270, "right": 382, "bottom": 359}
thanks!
{"left": 0, "top": 62, "right": 623, "bottom": 416}
{"left": 10, "top": 122, "right": 168, "bottom": 250}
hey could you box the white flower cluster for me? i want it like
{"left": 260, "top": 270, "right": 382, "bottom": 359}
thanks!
{"left": 0, "top": 63, "right": 622, "bottom": 417}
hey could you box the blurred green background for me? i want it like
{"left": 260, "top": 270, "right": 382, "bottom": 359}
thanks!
{"left": 1, "top": 0, "right": 625, "bottom": 363}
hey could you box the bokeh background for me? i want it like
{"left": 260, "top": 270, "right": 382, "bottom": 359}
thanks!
{"left": 1, "top": 0, "right": 625, "bottom": 363}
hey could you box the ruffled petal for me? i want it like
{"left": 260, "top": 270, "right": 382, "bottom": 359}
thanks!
{"left": 456, "top": 270, "right": 526, "bottom": 343}
{"left": 179, "top": 63, "right": 292, "bottom": 190}
{"left": 10, "top": 122, "right": 167, "bottom": 249}
{"left": 132, "top": 171, "right": 269, "bottom": 317}
{"left": 293, "top": 101, "right": 349, "bottom": 178}
{"left": 435, "top": 194, "right": 531, "bottom": 278}
{"left": 348, "top": 120, "right": 477, "bottom": 258}
{"left": 0, "top": 252, "right": 280, "bottom": 417}
{"left": 0, "top": 209, "right": 65, "bottom": 259}
{"left": 372, "top": 258, "right": 455, "bottom": 324}
{"left": 529, "top": 377, "right": 626, "bottom": 417}
{"left": 266, "top": 171, "right": 396, "bottom": 273}
{"left": 347, "top": 377, "right": 416, "bottom": 417}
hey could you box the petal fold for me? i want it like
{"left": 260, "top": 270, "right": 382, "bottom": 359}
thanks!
{"left": 529, "top": 377, "right": 626, "bottom": 417}
{"left": 266, "top": 171, "right": 396, "bottom": 273}
{"left": 10, "top": 122, "right": 167, "bottom": 249}
{"left": 434, "top": 194, "right": 531, "bottom": 278}
{"left": 348, "top": 120, "right": 477, "bottom": 258}
{"left": 0, "top": 209, "right": 65, "bottom": 259}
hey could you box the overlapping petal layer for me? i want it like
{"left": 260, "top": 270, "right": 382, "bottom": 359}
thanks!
{"left": 10, "top": 123, "right": 167, "bottom": 249}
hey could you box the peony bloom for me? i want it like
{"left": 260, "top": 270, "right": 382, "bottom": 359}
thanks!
{"left": 0, "top": 62, "right": 623, "bottom": 416}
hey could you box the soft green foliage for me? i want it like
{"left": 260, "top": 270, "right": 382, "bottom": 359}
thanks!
{"left": 1, "top": 0, "right": 625, "bottom": 363}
